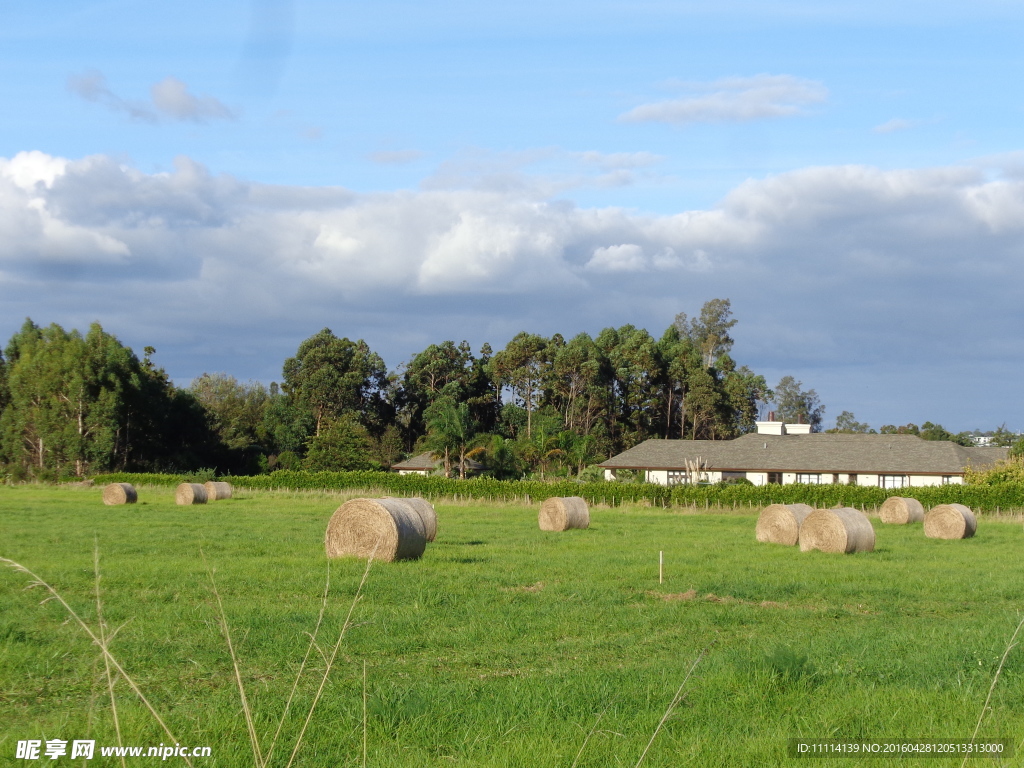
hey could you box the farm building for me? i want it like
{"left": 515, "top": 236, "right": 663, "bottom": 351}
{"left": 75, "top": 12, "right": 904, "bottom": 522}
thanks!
{"left": 599, "top": 421, "right": 1008, "bottom": 488}
{"left": 390, "top": 451, "right": 484, "bottom": 476}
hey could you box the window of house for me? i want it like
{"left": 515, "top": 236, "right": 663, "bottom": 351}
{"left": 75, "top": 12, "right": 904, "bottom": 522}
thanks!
{"left": 848, "top": 474, "right": 858, "bottom": 485}
{"left": 879, "top": 474, "right": 909, "bottom": 489}
{"left": 941, "top": 475, "right": 955, "bottom": 485}
{"left": 796, "top": 473, "right": 822, "bottom": 484}
{"left": 832, "top": 473, "right": 840, "bottom": 484}
{"left": 667, "top": 470, "right": 688, "bottom": 486}
{"left": 767, "top": 472, "right": 782, "bottom": 484}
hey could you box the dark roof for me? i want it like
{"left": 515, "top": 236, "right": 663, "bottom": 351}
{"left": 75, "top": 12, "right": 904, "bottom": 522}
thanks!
{"left": 598, "top": 433, "right": 1007, "bottom": 475}
{"left": 391, "top": 451, "right": 484, "bottom": 471}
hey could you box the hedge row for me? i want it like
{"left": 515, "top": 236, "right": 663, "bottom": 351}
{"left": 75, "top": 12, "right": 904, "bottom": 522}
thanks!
{"left": 90, "top": 470, "right": 1024, "bottom": 512}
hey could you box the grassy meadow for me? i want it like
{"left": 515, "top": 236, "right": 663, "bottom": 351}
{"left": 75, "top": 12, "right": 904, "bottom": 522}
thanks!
{"left": 2, "top": 485, "right": 1023, "bottom": 766}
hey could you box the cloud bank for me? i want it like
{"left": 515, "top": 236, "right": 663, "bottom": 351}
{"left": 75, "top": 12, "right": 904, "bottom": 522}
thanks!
{"left": 1, "top": 150, "right": 1022, "bottom": 428}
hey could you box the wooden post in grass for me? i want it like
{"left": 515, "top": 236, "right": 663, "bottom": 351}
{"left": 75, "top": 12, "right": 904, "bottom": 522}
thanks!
{"left": 659, "top": 551, "right": 663, "bottom": 585}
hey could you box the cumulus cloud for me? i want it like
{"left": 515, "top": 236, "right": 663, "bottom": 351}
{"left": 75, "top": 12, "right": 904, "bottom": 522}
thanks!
{"left": 619, "top": 74, "right": 828, "bottom": 125}
{"left": 67, "top": 71, "right": 235, "bottom": 123}
{"left": 1, "top": 150, "right": 1023, "bottom": 428}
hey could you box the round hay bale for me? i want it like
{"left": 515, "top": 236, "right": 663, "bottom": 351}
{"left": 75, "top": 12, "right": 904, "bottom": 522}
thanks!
{"left": 102, "top": 483, "right": 137, "bottom": 506}
{"left": 325, "top": 498, "right": 427, "bottom": 562}
{"left": 393, "top": 497, "right": 437, "bottom": 542}
{"left": 879, "top": 496, "right": 925, "bottom": 524}
{"left": 755, "top": 503, "right": 813, "bottom": 545}
{"left": 799, "top": 507, "right": 875, "bottom": 554}
{"left": 924, "top": 504, "right": 977, "bottom": 540}
{"left": 203, "top": 481, "right": 233, "bottom": 501}
{"left": 539, "top": 496, "right": 590, "bottom": 532}
{"left": 175, "top": 483, "right": 208, "bottom": 505}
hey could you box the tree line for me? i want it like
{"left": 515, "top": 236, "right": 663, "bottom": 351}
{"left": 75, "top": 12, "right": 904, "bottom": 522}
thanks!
{"left": 0, "top": 300, "right": 832, "bottom": 480}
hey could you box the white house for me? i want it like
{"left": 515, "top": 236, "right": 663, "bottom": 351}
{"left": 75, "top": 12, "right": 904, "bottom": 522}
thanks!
{"left": 598, "top": 422, "right": 1007, "bottom": 488}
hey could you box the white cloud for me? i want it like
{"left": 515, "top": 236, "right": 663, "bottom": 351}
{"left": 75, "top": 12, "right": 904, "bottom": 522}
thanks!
{"left": 67, "top": 71, "right": 235, "bottom": 124}
{"left": 874, "top": 118, "right": 915, "bottom": 134}
{"left": 150, "top": 77, "right": 236, "bottom": 122}
{"left": 367, "top": 150, "right": 424, "bottom": 165}
{"left": 619, "top": 74, "right": 828, "bottom": 125}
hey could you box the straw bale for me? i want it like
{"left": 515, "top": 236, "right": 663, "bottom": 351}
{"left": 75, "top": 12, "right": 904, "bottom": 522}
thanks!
{"left": 325, "top": 497, "right": 427, "bottom": 562}
{"left": 390, "top": 497, "right": 436, "bottom": 542}
{"left": 755, "top": 503, "right": 813, "bottom": 545}
{"left": 102, "top": 483, "right": 137, "bottom": 506}
{"left": 879, "top": 496, "right": 925, "bottom": 524}
{"left": 175, "top": 483, "right": 208, "bottom": 505}
{"left": 799, "top": 507, "right": 875, "bottom": 554}
{"left": 538, "top": 496, "right": 590, "bottom": 532}
{"left": 924, "top": 504, "right": 977, "bottom": 540}
{"left": 203, "top": 481, "right": 233, "bottom": 501}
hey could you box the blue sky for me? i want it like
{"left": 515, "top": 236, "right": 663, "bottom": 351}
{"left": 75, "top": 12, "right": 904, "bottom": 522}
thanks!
{"left": 1, "top": 0, "right": 1022, "bottom": 432}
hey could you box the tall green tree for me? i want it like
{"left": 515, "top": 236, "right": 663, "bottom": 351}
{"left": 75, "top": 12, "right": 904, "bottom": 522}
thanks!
{"left": 490, "top": 332, "right": 548, "bottom": 439}
{"left": 282, "top": 328, "right": 388, "bottom": 436}
{"left": 828, "top": 411, "right": 874, "bottom": 433}
{"left": 674, "top": 298, "right": 738, "bottom": 368}
{"left": 773, "top": 376, "right": 825, "bottom": 431}
{"left": 0, "top": 321, "right": 141, "bottom": 475}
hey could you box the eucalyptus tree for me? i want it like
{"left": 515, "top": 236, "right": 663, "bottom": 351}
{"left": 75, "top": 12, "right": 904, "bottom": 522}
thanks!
{"left": 596, "top": 325, "right": 661, "bottom": 451}
{"left": 546, "top": 332, "right": 606, "bottom": 437}
{"left": 282, "top": 328, "right": 388, "bottom": 437}
{"left": 489, "top": 332, "right": 548, "bottom": 439}
{"left": 0, "top": 320, "right": 143, "bottom": 475}
{"left": 773, "top": 376, "right": 825, "bottom": 431}
{"left": 399, "top": 340, "right": 496, "bottom": 447}
{"left": 673, "top": 298, "right": 738, "bottom": 368}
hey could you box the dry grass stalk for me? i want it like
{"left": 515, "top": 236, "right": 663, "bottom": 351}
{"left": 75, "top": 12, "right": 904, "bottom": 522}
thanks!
{"left": 263, "top": 564, "right": 332, "bottom": 768}
{"left": 175, "top": 483, "right": 208, "bottom": 505}
{"left": 94, "top": 542, "right": 127, "bottom": 768}
{"left": 633, "top": 644, "right": 711, "bottom": 767}
{"left": 285, "top": 549, "right": 377, "bottom": 768}
{"left": 203, "top": 552, "right": 264, "bottom": 767}
{"left": 539, "top": 496, "right": 590, "bottom": 531}
{"left": 325, "top": 498, "right": 427, "bottom": 561}
{"left": 925, "top": 504, "right": 977, "bottom": 539}
{"left": 799, "top": 507, "right": 875, "bottom": 554}
{"left": 0, "top": 556, "right": 195, "bottom": 768}
{"left": 102, "top": 483, "right": 137, "bottom": 506}
{"left": 755, "top": 503, "right": 813, "bottom": 545}
{"left": 878, "top": 496, "right": 925, "bottom": 524}
{"left": 961, "top": 612, "right": 1024, "bottom": 768}
{"left": 203, "top": 481, "right": 233, "bottom": 501}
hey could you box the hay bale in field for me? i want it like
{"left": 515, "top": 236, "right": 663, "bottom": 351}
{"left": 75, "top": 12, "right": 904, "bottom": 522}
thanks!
{"left": 203, "top": 481, "right": 233, "bottom": 501}
{"left": 538, "top": 496, "right": 590, "bottom": 532}
{"left": 102, "top": 483, "right": 137, "bottom": 505}
{"left": 175, "top": 483, "right": 208, "bottom": 505}
{"left": 755, "top": 503, "right": 813, "bottom": 545}
{"left": 879, "top": 496, "right": 925, "bottom": 524}
{"left": 799, "top": 507, "right": 875, "bottom": 554}
{"left": 924, "top": 504, "right": 977, "bottom": 540}
{"left": 393, "top": 497, "right": 437, "bottom": 542}
{"left": 325, "top": 498, "right": 427, "bottom": 562}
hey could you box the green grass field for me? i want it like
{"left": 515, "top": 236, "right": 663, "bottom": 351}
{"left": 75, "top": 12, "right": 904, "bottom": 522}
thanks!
{"left": 2, "top": 485, "right": 1023, "bottom": 766}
